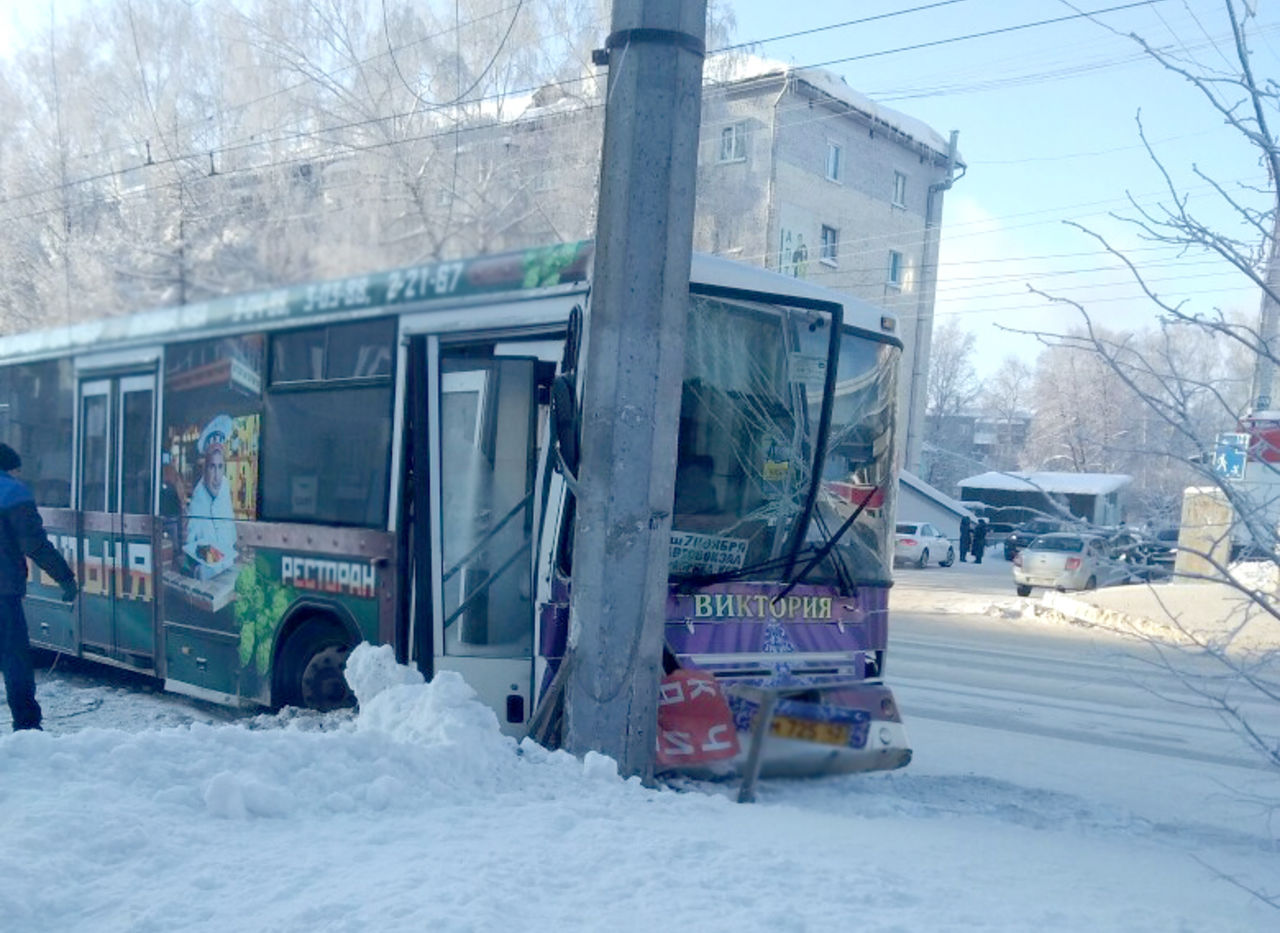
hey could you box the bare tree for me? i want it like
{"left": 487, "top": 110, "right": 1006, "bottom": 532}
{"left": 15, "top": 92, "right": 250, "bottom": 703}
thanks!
{"left": 1022, "top": 331, "right": 1136, "bottom": 474}
{"left": 1007, "top": 6, "right": 1280, "bottom": 895}
{"left": 979, "top": 355, "right": 1032, "bottom": 469}
{"left": 918, "top": 318, "right": 981, "bottom": 489}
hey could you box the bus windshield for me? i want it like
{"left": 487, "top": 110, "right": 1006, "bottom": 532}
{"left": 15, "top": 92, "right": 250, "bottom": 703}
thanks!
{"left": 670, "top": 293, "right": 898, "bottom": 586}
{"left": 812, "top": 327, "right": 899, "bottom": 585}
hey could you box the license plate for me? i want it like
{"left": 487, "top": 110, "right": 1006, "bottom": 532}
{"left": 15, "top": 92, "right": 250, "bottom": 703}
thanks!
{"left": 769, "top": 715, "right": 850, "bottom": 746}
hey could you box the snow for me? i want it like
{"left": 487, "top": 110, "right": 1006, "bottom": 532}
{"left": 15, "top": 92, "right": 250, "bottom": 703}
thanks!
{"left": 900, "top": 468, "right": 975, "bottom": 518}
{"left": 958, "top": 470, "right": 1133, "bottom": 496}
{"left": 718, "top": 56, "right": 958, "bottom": 161}
{"left": 1, "top": 608, "right": 1277, "bottom": 930}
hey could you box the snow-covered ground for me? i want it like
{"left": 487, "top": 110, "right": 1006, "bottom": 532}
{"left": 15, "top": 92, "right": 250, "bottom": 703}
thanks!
{"left": 0, "top": 568, "right": 1277, "bottom": 932}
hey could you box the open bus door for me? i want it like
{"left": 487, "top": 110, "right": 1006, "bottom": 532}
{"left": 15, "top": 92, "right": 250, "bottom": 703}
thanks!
{"left": 404, "top": 333, "right": 557, "bottom": 735}
{"left": 76, "top": 372, "right": 157, "bottom": 667}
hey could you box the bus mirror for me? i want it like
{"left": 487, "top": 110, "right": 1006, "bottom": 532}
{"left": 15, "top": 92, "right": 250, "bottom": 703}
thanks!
{"left": 551, "top": 374, "right": 580, "bottom": 476}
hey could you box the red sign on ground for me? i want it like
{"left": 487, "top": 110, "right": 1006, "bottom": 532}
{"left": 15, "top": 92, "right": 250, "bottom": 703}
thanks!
{"left": 656, "top": 669, "right": 740, "bottom": 767}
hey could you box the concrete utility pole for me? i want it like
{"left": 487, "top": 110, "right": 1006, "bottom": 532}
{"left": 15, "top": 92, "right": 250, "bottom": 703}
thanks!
{"left": 563, "top": 0, "right": 707, "bottom": 779}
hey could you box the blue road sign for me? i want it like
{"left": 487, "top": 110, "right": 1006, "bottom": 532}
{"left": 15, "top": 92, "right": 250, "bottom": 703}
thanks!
{"left": 1214, "top": 432, "right": 1249, "bottom": 479}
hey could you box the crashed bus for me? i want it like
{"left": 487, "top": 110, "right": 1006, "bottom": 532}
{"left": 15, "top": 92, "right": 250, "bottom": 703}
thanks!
{"left": 0, "top": 241, "right": 909, "bottom": 776}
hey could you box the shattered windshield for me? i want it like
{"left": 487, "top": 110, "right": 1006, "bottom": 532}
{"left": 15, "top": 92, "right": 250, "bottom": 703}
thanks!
{"left": 670, "top": 293, "right": 824, "bottom": 580}
{"left": 670, "top": 293, "right": 899, "bottom": 587}
{"left": 810, "top": 329, "right": 899, "bottom": 585}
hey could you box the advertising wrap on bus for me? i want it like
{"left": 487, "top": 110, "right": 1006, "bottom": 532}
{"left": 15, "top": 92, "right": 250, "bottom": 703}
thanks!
{"left": 0, "top": 242, "right": 909, "bottom": 780}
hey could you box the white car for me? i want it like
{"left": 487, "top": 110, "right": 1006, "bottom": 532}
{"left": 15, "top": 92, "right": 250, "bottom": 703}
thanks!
{"left": 894, "top": 522, "right": 955, "bottom": 568}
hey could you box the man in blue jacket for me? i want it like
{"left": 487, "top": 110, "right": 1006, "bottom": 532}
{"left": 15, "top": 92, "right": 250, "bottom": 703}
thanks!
{"left": 0, "top": 443, "right": 77, "bottom": 730}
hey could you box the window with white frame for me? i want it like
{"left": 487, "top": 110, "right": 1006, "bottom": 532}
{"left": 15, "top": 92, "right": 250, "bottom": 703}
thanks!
{"left": 821, "top": 225, "right": 839, "bottom": 265}
{"left": 718, "top": 123, "right": 747, "bottom": 162}
{"left": 888, "top": 250, "right": 903, "bottom": 286}
{"left": 826, "top": 143, "right": 843, "bottom": 182}
{"left": 893, "top": 171, "right": 907, "bottom": 207}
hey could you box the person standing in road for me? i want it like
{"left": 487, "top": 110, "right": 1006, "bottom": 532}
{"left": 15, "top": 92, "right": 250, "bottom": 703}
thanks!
{"left": 971, "top": 519, "right": 988, "bottom": 565}
{"left": 959, "top": 515, "right": 972, "bottom": 563}
{"left": 0, "top": 443, "right": 77, "bottom": 731}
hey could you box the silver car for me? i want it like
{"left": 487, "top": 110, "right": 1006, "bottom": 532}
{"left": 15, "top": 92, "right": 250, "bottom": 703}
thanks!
{"left": 1012, "top": 533, "right": 1118, "bottom": 596}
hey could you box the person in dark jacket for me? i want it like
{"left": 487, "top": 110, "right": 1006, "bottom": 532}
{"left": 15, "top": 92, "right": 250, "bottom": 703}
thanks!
{"left": 958, "top": 515, "right": 972, "bottom": 562}
{"left": 0, "top": 443, "right": 77, "bottom": 730}
{"left": 971, "top": 519, "right": 988, "bottom": 564}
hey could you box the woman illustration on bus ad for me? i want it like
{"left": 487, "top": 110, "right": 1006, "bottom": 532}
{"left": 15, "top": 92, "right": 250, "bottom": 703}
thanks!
{"left": 183, "top": 414, "right": 238, "bottom": 578}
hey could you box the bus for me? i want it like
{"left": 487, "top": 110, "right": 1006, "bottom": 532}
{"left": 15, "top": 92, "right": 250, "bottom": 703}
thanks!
{"left": 0, "top": 241, "right": 909, "bottom": 776}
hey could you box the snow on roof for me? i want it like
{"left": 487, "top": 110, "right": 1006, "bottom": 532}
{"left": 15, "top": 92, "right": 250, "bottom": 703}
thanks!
{"left": 716, "top": 56, "right": 961, "bottom": 164}
{"left": 900, "top": 469, "right": 975, "bottom": 517}
{"left": 958, "top": 471, "right": 1132, "bottom": 497}
{"left": 520, "top": 57, "right": 960, "bottom": 164}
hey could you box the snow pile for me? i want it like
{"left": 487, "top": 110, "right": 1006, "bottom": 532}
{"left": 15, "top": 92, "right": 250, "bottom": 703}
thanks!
{"left": 1, "top": 644, "right": 1278, "bottom": 929}
{"left": 346, "top": 644, "right": 509, "bottom": 753}
{"left": 1229, "top": 559, "right": 1279, "bottom": 595}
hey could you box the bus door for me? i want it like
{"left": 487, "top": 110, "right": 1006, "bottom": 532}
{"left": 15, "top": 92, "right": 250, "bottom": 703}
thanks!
{"left": 76, "top": 373, "right": 157, "bottom": 666}
{"left": 405, "top": 334, "right": 556, "bottom": 735}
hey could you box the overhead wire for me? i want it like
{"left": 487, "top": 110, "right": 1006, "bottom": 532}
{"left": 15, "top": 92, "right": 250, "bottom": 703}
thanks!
{"left": 0, "top": 0, "right": 1271, "bottom": 320}
{"left": 0, "top": 0, "right": 1191, "bottom": 213}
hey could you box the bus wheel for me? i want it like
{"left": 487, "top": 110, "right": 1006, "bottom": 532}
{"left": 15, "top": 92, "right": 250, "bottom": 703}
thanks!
{"left": 277, "top": 620, "right": 355, "bottom": 711}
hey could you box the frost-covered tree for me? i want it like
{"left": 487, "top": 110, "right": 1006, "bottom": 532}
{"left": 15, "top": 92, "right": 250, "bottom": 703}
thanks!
{"left": 979, "top": 355, "right": 1032, "bottom": 470}
{"left": 0, "top": 0, "right": 747, "bottom": 332}
{"left": 918, "top": 318, "right": 981, "bottom": 490}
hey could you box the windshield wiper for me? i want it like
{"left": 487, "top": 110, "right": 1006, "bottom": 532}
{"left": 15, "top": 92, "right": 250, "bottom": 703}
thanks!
{"left": 775, "top": 485, "right": 879, "bottom": 601}
{"left": 780, "top": 304, "right": 844, "bottom": 579}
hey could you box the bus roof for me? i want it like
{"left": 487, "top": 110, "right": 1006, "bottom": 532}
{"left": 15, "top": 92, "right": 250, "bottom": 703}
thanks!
{"left": 0, "top": 241, "right": 898, "bottom": 364}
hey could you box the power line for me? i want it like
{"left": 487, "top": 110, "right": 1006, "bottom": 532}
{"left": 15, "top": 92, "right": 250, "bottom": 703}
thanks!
{"left": 712, "top": 0, "right": 978, "bottom": 55}
{"left": 0, "top": 0, "right": 1268, "bottom": 322}
{"left": 803, "top": 0, "right": 1172, "bottom": 72}
{"left": 0, "top": 0, "right": 1181, "bottom": 214}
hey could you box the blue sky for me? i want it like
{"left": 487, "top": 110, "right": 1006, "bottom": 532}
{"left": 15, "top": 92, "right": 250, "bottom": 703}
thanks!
{"left": 2, "top": 1, "right": 1276, "bottom": 375}
{"left": 728, "top": 0, "right": 1280, "bottom": 373}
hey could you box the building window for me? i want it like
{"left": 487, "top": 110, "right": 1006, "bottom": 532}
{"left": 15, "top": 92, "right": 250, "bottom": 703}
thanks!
{"left": 826, "top": 143, "right": 842, "bottom": 182}
{"left": 888, "top": 250, "right": 903, "bottom": 286}
{"left": 718, "top": 123, "right": 747, "bottom": 162}
{"left": 820, "top": 225, "right": 839, "bottom": 265}
{"left": 893, "top": 171, "right": 907, "bottom": 207}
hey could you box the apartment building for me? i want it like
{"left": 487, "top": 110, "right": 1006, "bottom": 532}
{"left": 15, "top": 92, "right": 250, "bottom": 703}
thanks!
{"left": 693, "top": 62, "right": 963, "bottom": 471}
{"left": 345, "top": 60, "right": 962, "bottom": 469}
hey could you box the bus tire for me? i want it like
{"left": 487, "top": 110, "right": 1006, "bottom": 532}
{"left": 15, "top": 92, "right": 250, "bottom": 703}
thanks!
{"left": 276, "top": 618, "right": 355, "bottom": 712}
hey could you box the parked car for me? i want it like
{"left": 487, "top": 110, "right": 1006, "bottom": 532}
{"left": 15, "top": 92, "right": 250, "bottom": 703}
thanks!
{"left": 1003, "top": 519, "right": 1069, "bottom": 561}
{"left": 894, "top": 522, "right": 955, "bottom": 568}
{"left": 1106, "top": 528, "right": 1175, "bottom": 581}
{"left": 1012, "top": 533, "right": 1122, "bottom": 595}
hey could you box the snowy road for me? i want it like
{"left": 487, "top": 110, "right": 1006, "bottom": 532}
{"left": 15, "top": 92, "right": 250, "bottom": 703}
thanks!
{"left": 2, "top": 570, "right": 1278, "bottom": 930}
{"left": 893, "top": 610, "right": 1272, "bottom": 772}
{"left": 886, "top": 590, "right": 1280, "bottom": 861}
